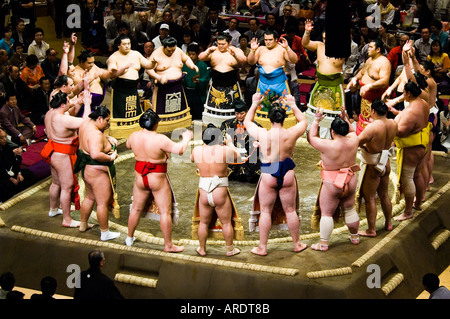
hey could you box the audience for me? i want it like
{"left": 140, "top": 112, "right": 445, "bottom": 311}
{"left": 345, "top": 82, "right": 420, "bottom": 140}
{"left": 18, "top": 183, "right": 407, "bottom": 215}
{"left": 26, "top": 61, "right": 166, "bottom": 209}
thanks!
{"left": 30, "top": 276, "right": 57, "bottom": 299}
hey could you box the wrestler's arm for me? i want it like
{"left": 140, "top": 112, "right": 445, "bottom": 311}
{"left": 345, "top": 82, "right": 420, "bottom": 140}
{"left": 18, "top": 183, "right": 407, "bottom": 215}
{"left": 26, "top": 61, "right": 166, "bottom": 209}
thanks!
{"left": 181, "top": 50, "right": 199, "bottom": 72}
{"left": 357, "top": 124, "right": 374, "bottom": 147}
{"left": 247, "top": 39, "right": 259, "bottom": 65}
{"left": 59, "top": 41, "right": 70, "bottom": 76}
{"left": 244, "top": 93, "right": 265, "bottom": 140}
{"left": 307, "top": 108, "right": 329, "bottom": 151}
{"left": 368, "top": 61, "right": 391, "bottom": 90}
{"left": 225, "top": 134, "right": 242, "bottom": 163}
{"left": 59, "top": 114, "right": 84, "bottom": 130}
{"left": 280, "top": 38, "right": 298, "bottom": 64}
{"left": 68, "top": 33, "right": 77, "bottom": 64}
{"left": 163, "top": 130, "right": 193, "bottom": 156}
{"left": 286, "top": 95, "right": 307, "bottom": 138}
{"left": 198, "top": 46, "right": 215, "bottom": 61}
{"left": 230, "top": 47, "right": 248, "bottom": 66}
{"left": 301, "top": 22, "right": 319, "bottom": 52}
{"left": 140, "top": 52, "right": 157, "bottom": 70}
{"left": 88, "top": 132, "right": 115, "bottom": 162}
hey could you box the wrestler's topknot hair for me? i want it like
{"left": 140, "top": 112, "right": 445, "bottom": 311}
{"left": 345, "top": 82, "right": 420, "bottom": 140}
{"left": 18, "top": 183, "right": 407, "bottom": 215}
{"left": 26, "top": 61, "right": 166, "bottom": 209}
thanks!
{"left": 268, "top": 103, "right": 287, "bottom": 124}
{"left": 414, "top": 72, "right": 428, "bottom": 90}
{"left": 162, "top": 36, "right": 177, "bottom": 48}
{"left": 139, "top": 109, "right": 160, "bottom": 131}
{"left": 421, "top": 61, "right": 435, "bottom": 78}
{"left": 54, "top": 75, "right": 70, "bottom": 88}
{"left": 77, "top": 50, "right": 94, "bottom": 63}
{"left": 202, "top": 123, "right": 223, "bottom": 146}
{"left": 371, "top": 98, "right": 388, "bottom": 116}
{"left": 404, "top": 80, "right": 422, "bottom": 97}
{"left": 264, "top": 29, "right": 279, "bottom": 39}
{"left": 89, "top": 105, "right": 110, "bottom": 120}
{"left": 330, "top": 116, "right": 349, "bottom": 136}
{"left": 49, "top": 91, "right": 68, "bottom": 109}
{"left": 217, "top": 32, "right": 231, "bottom": 43}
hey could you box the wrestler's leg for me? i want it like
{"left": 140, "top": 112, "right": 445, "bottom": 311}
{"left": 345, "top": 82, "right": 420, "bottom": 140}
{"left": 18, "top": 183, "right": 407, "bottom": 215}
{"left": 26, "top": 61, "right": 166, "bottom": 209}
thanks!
{"left": 197, "top": 189, "right": 214, "bottom": 256}
{"left": 359, "top": 165, "right": 380, "bottom": 237}
{"left": 79, "top": 176, "right": 95, "bottom": 232}
{"left": 126, "top": 174, "right": 150, "bottom": 245}
{"left": 312, "top": 181, "right": 341, "bottom": 251}
{"left": 279, "top": 171, "right": 307, "bottom": 253}
{"left": 48, "top": 164, "right": 62, "bottom": 216}
{"left": 341, "top": 175, "right": 360, "bottom": 243}
{"left": 395, "top": 146, "right": 426, "bottom": 220}
{"left": 51, "top": 153, "right": 77, "bottom": 227}
{"left": 149, "top": 175, "right": 184, "bottom": 252}
{"left": 251, "top": 174, "right": 278, "bottom": 256}
{"left": 421, "top": 142, "right": 431, "bottom": 197}
{"left": 378, "top": 163, "right": 392, "bottom": 231}
{"left": 213, "top": 188, "right": 240, "bottom": 256}
{"left": 414, "top": 154, "right": 426, "bottom": 209}
{"left": 85, "top": 166, "right": 120, "bottom": 240}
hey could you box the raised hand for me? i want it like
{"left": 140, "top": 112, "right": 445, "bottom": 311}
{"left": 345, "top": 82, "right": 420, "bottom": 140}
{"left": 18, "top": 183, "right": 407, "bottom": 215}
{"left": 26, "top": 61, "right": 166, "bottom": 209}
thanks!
{"left": 305, "top": 19, "right": 314, "bottom": 32}
{"left": 279, "top": 37, "right": 289, "bottom": 49}
{"left": 250, "top": 38, "right": 259, "bottom": 50}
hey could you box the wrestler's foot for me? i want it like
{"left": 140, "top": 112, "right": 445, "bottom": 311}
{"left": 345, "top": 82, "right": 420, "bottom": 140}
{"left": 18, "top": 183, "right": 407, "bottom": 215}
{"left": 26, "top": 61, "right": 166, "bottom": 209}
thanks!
{"left": 164, "top": 244, "right": 185, "bottom": 253}
{"left": 394, "top": 212, "right": 414, "bottom": 221}
{"left": 358, "top": 230, "right": 377, "bottom": 237}
{"left": 48, "top": 208, "right": 63, "bottom": 217}
{"left": 62, "top": 220, "right": 81, "bottom": 228}
{"left": 125, "top": 236, "right": 135, "bottom": 247}
{"left": 250, "top": 246, "right": 267, "bottom": 256}
{"left": 196, "top": 247, "right": 206, "bottom": 256}
{"left": 349, "top": 234, "right": 360, "bottom": 245}
{"left": 413, "top": 204, "right": 423, "bottom": 211}
{"left": 385, "top": 221, "right": 393, "bottom": 231}
{"left": 100, "top": 230, "right": 120, "bottom": 241}
{"left": 294, "top": 242, "right": 308, "bottom": 253}
{"left": 79, "top": 221, "right": 94, "bottom": 232}
{"left": 311, "top": 243, "right": 328, "bottom": 251}
{"left": 226, "top": 245, "right": 240, "bottom": 257}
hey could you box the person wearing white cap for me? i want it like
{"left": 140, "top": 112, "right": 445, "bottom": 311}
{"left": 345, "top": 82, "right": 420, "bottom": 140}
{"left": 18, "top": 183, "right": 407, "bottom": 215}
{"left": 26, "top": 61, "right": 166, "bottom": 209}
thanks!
{"left": 152, "top": 23, "right": 170, "bottom": 49}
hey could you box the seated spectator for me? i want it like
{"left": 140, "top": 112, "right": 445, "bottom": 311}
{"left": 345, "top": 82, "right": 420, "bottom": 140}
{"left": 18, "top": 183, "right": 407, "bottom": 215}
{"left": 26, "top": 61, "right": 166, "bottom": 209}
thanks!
{"left": 135, "top": 11, "right": 155, "bottom": 50}
{"left": 378, "top": 22, "right": 397, "bottom": 53}
{"left": 176, "top": 3, "right": 197, "bottom": 29}
{"left": 411, "top": 0, "right": 434, "bottom": 35}
{"left": 147, "top": 0, "right": 164, "bottom": 25}
{"left": 430, "top": 20, "right": 449, "bottom": 50}
{"left": 276, "top": 3, "right": 298, "bottom": 34}
{"left": 262, "top": 13, "right": 282, "bottom": 34}
{"left": 260, "top": 0, "right": 284, "bottom": 15}
{"left": 297, "top": 17, "right": 306, "bottom": 38}
{"left": 224, "top": 17, "right": 241, "bottom": 48}
{"left": 27, "top": 28, "right": 50, "bottom": 65}
{"left": 201, "top": 7, "right": 227, "bottom": 44}
{"left": 238, "top": 35, "right": 252, "bottom": 82}
{"left": 192, "top": 0, "right": 209, "bottom": 26}
{"left": 30, "top": 276, "right": 57, "bottom": 299}
{"left": 30, "top": 76, "right": 51, "bottom": 125}
{"left": 11, "top": 19, "right": 30, "bottom": 52}
{"left": 0, "top": 272, "right": 15, "bottom": 299}
{"left": 74, "top": 250, "right": 124, "bottom": 299}
{"left": 41, "top": 48, "right": 61, "bottom": 85}
{"left": 164, "top": 0, "right": 183, "bottom": 20}
{"left": 0, "top": 26, "right": 14, "bottom": 58}
{"left": 20, "top": 54, "right": 45, "bottom": 89}
{"left": 0, "top": 92, "right": 37, "bottom": 145}
{"left": 414, "top": 27, "right": 432, "bottom": 63}
{"left": 245, "top": 0, "right": 263, "bottom": 16}
{"left": 155, "top": 10, "right": 183, "bottom": 44}
{"left": 243, "top": 18, "right": 265, "bottom": 44}
{"left": 180, "top": 31, "right": 197, "bottom": 53}
{"left": 81, "top": 0, "right": 107, "bottom": 55}
{"left": 0, "top": 127, "right": 37, "bottom": 202}
{"left": 427, "top": 40, "right": 450, "bottom": 93}
{"left": 121, "top": 0, "right": 140, "bottom": 33}
{"left": 378, "top": 0, "right": 396, "bottom": 28}
{"left": 343, "top": 32, "right": 360, "bottom": 82}
{"left": 422, "top": 273, "right": 450, "bottom": 299}
{"left": 2, "top": 65, "right": 33, "bottom": 111}
{"left": 8, "top": 42, "right": 27, "bottom": 71}
{"left": 112, "top": 22, "right": 139, "bottom": 51}
{"left": 152, "top": 23, "right": 171, "bottom": 49}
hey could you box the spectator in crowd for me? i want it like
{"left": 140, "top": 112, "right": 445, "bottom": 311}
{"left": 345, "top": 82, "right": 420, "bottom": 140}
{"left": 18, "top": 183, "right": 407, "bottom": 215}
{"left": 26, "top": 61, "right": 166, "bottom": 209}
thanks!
{"left": 0, "top": 127, "right": 37, "bottom": 202}
{"left": 164, "top": 0, "right": 183, "bottom": 20}
{"left": 0, "top": 272, "right": 15, "bottom": 299}
{"left": 2, "top": 65, "right": 33, "bottom": 111}
{"left": 147, "top": 0, "right": 164, "bottom": 25}
{"left": 81, "top": 0, "right": 107, "bottom": 55}
{"left": 281, "top": 25, "right": 310, "bottom": 74}
{"left": 180, "top": 30, "right": 197, "bottom": 53}
{"left": 20, "top": 54, "right": 45, "bottom": 89}
{"left": 30, "top": 76, "right": 51, "bottom": 125}
{"left": 121, "top": 0, "right": 140, "bottom": 33}
{"left": 74, "top": 250, "right": 124, "bottom": 299}
{"left": 387, "top": 33, "right": 410, "bottom": 83}
{"left": 41, "top": 48, "right": 61, "bottom": 85}
{"left": 0, "top": 49, "right": 9, "bottom": 77}
{"left": 427, "top": 40, "right": 450, "bottom": 93}
{"left": 262, "top": 13, "right": 281, "bottom": 34}
{"left": 414, "top": 27, "right": 432, "bottom": 63}
{"left": 106, "top": 9, "right": 130, "bottom": 51}
{"left": 422, "top": 273, "right": 450, "bottom": 299}
{"left": 192, "top": 0, "right": 209, "bottom": 26}
{"left": 176, "top": 3, "right": 197, "bottom": 29}
{"left": 9, "top": 42, "right": 27, "bottom": 71}
{"left": 155, "top": 10, "right": 183, "bottom": 44}
{"left": 276, "top": 3, "right": 298, "bottom": 34}
{"left": 12, "top": 19, "right": 30, "bottom": 52}
{"left": 224, "top": 17, "right": 241, "bottom": 48}
{"left": 27, "top": 28, "right": 50, "bottom": 64}
{"left": 152, "top": 23, "right": 171, "bottom": 49}
{"left": 244, "top": 18, "right": 265, "bottom": 44}
{"left": 378, "top": 22, "right": 397, "bottom": 53}
{"left": 430, "top": 19, "right": 449, "bottom": 50}
{"left": 0, "top": 92, "right": 37, "bottom": 145}
{"left": 260, "top": 0, "right": 284, "bottom": 15}
{"left": 201, "top": 7, "right": 227, "bottom": 44}
{"left": 378, "top": 0, "right": 396, "bottom": 28}
{"left": 135, "top": 10, "right": 155, "bottom": 50}
{"left": 30, "top": 276, "right": 57, "bottom": 299}
{"left": 0, "top": 26, "right": 15, "bottom": 58}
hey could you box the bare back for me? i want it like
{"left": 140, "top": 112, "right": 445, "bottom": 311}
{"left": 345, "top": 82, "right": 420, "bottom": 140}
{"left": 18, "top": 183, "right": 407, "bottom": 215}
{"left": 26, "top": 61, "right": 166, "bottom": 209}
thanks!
{"left": 44, "top": 109, "right": 83, "bottom": 144}
{"left": 359, "top": 118, "right": 398, "bottom": 153}
{"left": 316, "top": 43, "right": 345, "bottom": 74}
{"left": 192, "top": 145, "right": 234, "bottom": 177}
{"left": 127, "top": 129, "right": 173, "bottom": 164}
{"left": 312, "top": 133, "right": 359, "bottom": 171}
{"left": 395, "top": 97, "right": 429, "bottom": 137}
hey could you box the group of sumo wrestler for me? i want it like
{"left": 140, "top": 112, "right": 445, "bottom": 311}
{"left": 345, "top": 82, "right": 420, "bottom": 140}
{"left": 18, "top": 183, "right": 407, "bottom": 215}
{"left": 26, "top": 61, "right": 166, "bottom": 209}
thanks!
{"left": 39, "top": 19, "right": 436, "bottom": 258}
